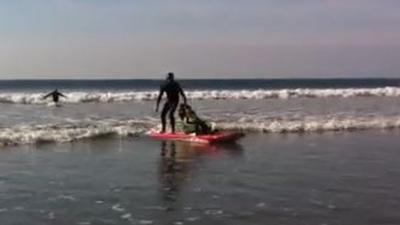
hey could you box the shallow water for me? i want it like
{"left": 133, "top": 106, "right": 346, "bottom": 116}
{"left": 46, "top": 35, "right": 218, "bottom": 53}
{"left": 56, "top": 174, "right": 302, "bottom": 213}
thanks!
{"left": 2, "top": 79, "right": 400, "bottom": 146}
{"left": 1, "top": 79, "right": 400, "bottom": 224}
{"left": 2, "top": 96, "right": 400, "bottom": 146}
{"left": 0, "top": 131, "right": 399, "bottom": 225}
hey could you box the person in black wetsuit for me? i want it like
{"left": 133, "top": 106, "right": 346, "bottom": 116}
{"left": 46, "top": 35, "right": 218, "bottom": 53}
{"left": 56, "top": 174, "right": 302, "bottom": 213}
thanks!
{"left": 43, "top": 89, "right": 67, "bottom": 103}
{"left": 156, "top": 73, "right": 187, "bottom": 133}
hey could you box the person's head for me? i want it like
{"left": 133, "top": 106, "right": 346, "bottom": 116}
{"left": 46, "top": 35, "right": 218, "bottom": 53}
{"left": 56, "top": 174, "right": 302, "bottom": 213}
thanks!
{"left": 166, "top": 72, "right": 174, "bottom": 81}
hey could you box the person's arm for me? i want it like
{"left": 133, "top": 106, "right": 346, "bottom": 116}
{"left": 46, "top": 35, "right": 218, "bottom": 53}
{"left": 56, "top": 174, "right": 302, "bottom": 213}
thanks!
{"left": 42, "top": 91, "right": 52, "bottom": 99}
{"left": 155, "top": 87, "right": 164, "bottom": 112}
{"left": 59, "top": 92, "right": 67, "bottom": 98}
{"left": 179, "top": 85, "right": 187, "bottom": 104}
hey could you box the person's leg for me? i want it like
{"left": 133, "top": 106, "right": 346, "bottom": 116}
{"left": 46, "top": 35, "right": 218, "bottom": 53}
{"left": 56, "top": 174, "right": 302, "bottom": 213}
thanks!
{"left": 169, "top": 102, "right": 178, "bottom": 133}
{"left": 161, "top": 102, "right": 171, "bottom": 133}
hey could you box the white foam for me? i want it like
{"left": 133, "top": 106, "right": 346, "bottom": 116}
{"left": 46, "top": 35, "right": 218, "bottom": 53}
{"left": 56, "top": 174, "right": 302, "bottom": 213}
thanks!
{"left": 216, "top": 115, "right": 400, "bottom": 133}
{"left": 139, "top": 220, "right": 154, "bottom": 225}
{"left": 112, "top": 204, "right": 125, "bottom": 212}
{"left": 1, "top": 114, "right": 400, "bottom": 147}
{"left": 0, "top": 118, "right": 153, "bottom": 147}
{"left": 1, "top": 87, "right": 400, "bottom": 104}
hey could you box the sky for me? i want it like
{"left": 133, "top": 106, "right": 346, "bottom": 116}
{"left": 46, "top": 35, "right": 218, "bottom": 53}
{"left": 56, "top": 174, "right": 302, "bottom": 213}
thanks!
{"left": 0, "top": 0, "right": 399, "bottom": 79}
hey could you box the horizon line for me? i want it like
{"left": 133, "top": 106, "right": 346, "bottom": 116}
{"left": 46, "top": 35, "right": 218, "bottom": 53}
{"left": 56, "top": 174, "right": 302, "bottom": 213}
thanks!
{"left": 0, "top": 77, "right": 398, "bottom": 81}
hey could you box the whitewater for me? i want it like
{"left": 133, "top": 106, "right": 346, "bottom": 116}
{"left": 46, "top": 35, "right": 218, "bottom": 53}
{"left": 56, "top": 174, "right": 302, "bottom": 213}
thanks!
{"left": 1, "top": 87, "right": 400, "bottom": 104}
{"left": 1, "top": 113, "right": 400, "bottom": 146}
{"left": 0, "top": 79, "right": 400, "bottom": 146}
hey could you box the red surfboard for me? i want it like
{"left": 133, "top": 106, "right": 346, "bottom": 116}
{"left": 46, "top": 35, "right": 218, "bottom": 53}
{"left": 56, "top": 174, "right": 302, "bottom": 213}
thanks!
{"left": 148, "top": 130, "right": 243, "bottom": 144}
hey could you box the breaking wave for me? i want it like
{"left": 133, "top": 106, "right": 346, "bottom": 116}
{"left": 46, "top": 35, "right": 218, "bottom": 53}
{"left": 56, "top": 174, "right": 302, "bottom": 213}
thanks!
{"left": 0, "top": 118, "right": 155, "bottom": 147}
{"left": 216, "top": 115, "right": 400, "bottom": 133}
{"left": 1, "top": 87, "right": 400, "bottom": 104}
{"left": 1, "top": 115, "right": 400, "bottom": 146}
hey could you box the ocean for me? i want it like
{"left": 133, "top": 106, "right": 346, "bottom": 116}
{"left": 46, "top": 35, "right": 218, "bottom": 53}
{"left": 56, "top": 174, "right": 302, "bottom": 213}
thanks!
{"left": 1, "top": 78, "right": 400, "bottom": 145}
{"left": 0, "top": 78, "right": 400, "bottom": 224}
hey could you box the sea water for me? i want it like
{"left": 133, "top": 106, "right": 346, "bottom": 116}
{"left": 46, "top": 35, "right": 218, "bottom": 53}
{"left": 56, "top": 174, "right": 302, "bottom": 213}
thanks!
{"left": 1, "top": 79, "right": 400, "bottom": 145}
{"left": 0, "top": 79, "right": 400, "bottom": 224}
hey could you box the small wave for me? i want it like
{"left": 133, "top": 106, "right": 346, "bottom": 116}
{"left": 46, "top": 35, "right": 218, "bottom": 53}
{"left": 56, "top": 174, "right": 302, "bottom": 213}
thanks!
{"left": 1, "top": 87, "right": 400, "bottom": 104}
{"left": 1, "top": 115, "right": 400, "bottom": 147}
{"left": 0, "top": 119, "right": 154, "bottom": 147}
{"left": 216, "top": 115, "right": 400, "bottom": 133}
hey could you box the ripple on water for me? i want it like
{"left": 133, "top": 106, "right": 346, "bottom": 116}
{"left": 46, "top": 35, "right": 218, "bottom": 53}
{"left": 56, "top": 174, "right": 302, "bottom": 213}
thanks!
{"left": 185, "top": 217, "right": 200, "bottom": 222}
{"left": 77, "top": 222, "right": 91, "bottom": 225}
{"left": 143, "top": 206, "right": 168, "bottom": 211}
{"left": 256, "top": 202, "right": 266, "bottom": 208}
{"left": 121, "top": 213, "right": 132, "bottom": 219}
{"left": 204, "top": 209, "right": 224, "bottom": 215}
{"left": 183, "top": 206, "right": 192, "bottom": 211}
{"left": 111, "top": 204, "right": 125, "bottom": 212}
{"left": 58, "top": 195, "right": 77, "bottom": 201}
{"left": 139, "top": 220, "right": 153, "bottom": 225}
{"left": 48, "top": 212, "right": 55, "bottom": 219}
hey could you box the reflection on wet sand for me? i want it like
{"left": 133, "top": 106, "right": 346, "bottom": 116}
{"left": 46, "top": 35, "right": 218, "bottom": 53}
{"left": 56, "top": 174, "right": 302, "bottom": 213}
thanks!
{"left": 158, "top": 141, "right": 243, "bottom": 205}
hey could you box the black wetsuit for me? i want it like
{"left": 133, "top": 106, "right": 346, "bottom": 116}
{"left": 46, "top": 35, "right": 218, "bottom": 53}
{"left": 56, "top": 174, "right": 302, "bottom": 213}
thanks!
{"left": 159, "top": 80, "right": 185, "bottom": 133}
{"left": 44, "top": 91, "right": 66, "bottom": 103}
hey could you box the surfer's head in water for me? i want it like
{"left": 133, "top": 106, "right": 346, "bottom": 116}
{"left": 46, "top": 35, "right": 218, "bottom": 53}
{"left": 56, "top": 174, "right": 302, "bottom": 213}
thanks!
{"left": 43, "top": 89, "right": 67, "bottom": 103}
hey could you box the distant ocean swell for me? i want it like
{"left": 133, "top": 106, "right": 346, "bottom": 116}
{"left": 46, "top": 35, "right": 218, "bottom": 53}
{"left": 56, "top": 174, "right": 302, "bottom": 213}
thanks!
{"left": 2, "top": 115, "right": 400, "bottom": 146}
{"left": 1, "top": 87, "right": 400, "bottom": 104}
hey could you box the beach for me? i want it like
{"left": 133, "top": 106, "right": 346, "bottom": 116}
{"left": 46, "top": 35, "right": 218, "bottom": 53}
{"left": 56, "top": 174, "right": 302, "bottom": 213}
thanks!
{"left": 2, "top": 0, "right": 400, "bottom": 223}
{"left": 0, "top": 79, "right": 400, "bottom": 224}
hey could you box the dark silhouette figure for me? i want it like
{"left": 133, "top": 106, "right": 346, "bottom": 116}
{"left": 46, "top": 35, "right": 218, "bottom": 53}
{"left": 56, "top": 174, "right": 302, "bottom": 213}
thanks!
{"left": 43, "top": 89, "right": 67, "bottom": 103}
{"left": 156, "top": 73, "right": 187, "bottom": 133}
